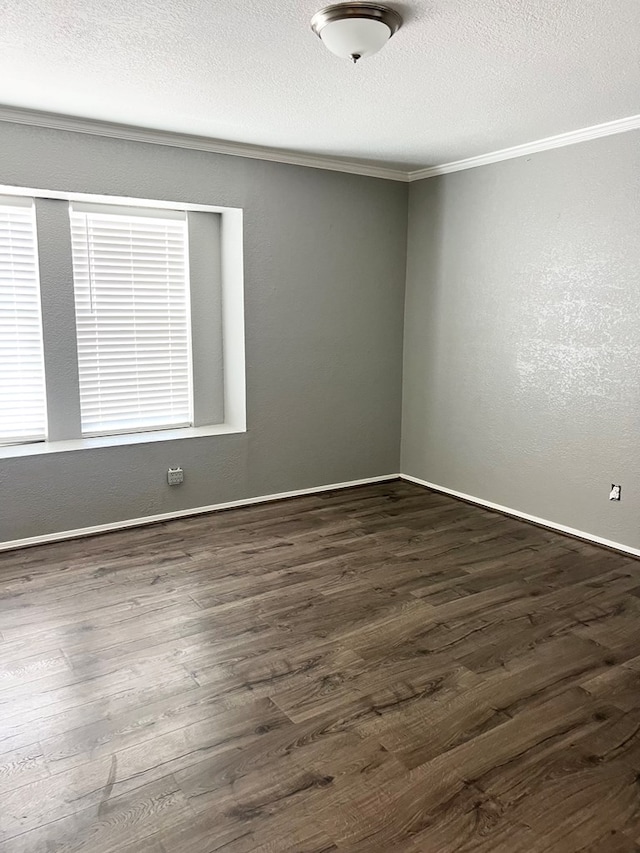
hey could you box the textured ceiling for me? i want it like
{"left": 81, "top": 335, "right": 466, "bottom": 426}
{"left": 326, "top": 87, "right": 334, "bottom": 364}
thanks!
{"left": 0, "top": 0, "right": 638, "bottom": 170}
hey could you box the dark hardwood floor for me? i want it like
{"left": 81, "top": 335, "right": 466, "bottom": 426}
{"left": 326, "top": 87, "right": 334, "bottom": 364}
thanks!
{"left": 2, "top": 480, "right": 640, "bottom": 852}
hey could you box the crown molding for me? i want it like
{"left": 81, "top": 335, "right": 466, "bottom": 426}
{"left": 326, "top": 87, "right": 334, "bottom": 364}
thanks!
{"left": 1, "top": 104, "right": 639, "bottom": 184}
{"left": 408, "top": 113, "right": 640, "bottom": 181}
{"left": 0, "top": 104, "right": 409, "bottom": 183}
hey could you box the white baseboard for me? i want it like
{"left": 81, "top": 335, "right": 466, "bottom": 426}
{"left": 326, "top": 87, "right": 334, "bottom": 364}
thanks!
{"left": 400, "top": 473, "right": 640, "bottom": 559}
{"left": 0, "top": 474, "right": 400, "bottom": 552}
{"left": 5, "top": 472, "right": 638, "bottom": 559}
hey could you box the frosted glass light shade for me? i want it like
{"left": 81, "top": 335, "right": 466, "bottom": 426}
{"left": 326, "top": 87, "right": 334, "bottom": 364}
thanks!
{"left": 311, "top": 4, "right": 402, "bottom": 63}
{"left": 319, "top": 17, "right": 392, "bottom": 60}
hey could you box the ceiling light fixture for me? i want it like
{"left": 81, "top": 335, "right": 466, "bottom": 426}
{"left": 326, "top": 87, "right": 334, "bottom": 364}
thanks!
{"left": 311, "top": 3, "right": 402, "bottom": 64}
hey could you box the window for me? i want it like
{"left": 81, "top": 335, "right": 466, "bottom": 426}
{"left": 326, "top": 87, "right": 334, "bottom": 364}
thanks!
{"left": 0, "top": 189, "right": 245, "bottom": 452}
{"left": 70, "top": 205, "right": 192, "bottom": 436}
{"left": 0, "top": 197, "right": 47, "bottom": 445}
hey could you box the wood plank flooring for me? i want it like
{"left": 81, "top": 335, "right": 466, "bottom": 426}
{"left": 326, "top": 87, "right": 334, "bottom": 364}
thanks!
{"left": 1, "top": 480, "right": 640, "bottom": 851}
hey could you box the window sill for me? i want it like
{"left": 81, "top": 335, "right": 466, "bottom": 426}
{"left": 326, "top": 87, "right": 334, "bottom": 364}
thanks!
{"left": 0, "top": 423, "right": 244, "bottom": 460}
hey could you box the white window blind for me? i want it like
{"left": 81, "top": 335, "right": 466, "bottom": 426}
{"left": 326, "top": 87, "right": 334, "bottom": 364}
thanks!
{"left": 0, "top": 197, "right": 47, "bottom": 445}
{"left": 70, "top": 204, "right": 193, "bottom": 436}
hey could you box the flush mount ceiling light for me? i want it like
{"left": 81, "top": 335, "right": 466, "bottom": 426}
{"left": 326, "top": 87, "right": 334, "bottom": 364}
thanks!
{"left": 311, "top": 3, "right": 402, "bottom": 64}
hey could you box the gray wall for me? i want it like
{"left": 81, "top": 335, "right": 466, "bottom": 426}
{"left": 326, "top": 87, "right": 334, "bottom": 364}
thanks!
{"left": 0, "top": 122, "right": 407, "bottom": 542}
{"left": 402, "top": 132, "right": 640, "bottom": 551}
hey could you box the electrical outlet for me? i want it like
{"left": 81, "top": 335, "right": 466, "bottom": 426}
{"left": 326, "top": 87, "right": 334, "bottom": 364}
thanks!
{"left": 609, "top": 484, "right": 621, "bottom": 501}
{"left": 167, "top": 467, "right": 184, "bottom": 486}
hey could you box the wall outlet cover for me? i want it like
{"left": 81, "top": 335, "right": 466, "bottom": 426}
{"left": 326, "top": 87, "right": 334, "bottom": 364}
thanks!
{"left": 167, "top": 467, "right": 184, "bottom": 486}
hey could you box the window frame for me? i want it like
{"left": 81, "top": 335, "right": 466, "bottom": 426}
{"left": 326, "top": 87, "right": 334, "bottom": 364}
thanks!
{"left": 0, "top": 195, "right": 48, "bottom": 446}
{"left": 0, "top": 185, "right": 246, "bottom": 460}
{"left": 69, "top": 203, "right": 196, "bottom": 438}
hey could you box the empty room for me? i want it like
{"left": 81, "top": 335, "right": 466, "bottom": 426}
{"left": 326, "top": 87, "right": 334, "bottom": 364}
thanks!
{"left": 1, "top": 1, "right": 639, "bottom": 850}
